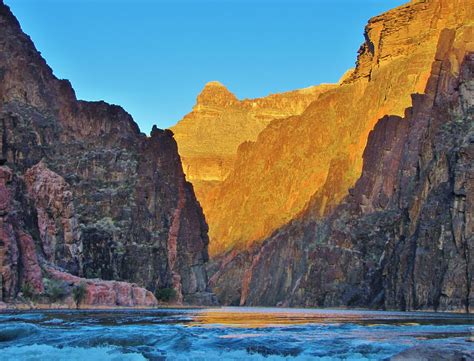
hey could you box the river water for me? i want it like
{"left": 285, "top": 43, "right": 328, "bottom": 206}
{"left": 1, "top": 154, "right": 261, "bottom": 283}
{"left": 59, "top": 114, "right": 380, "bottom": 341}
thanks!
{"left": 0, "top": 307, "right": 472, "bottom": 360}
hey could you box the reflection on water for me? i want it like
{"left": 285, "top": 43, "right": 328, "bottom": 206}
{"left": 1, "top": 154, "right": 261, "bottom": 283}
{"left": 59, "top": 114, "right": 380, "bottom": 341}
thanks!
{"left": 190, "top": 307, "right": 473, "bottom": 328}
{"left": 0, "top": 307, "right": 472, "bottom": 360}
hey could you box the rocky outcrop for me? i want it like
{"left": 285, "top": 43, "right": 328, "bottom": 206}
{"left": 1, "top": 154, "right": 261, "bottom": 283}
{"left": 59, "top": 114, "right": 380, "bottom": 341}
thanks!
{"left": 0, "top": 1, "right": 215, "bottom": 306}
{"left": 24, "top": 161, "right": 82, "bottom": 273}
{"left": 211, "top": 34, "right": 474, "bottom": 313}
{"left": 45, "top": 266, "right": 157, "bottom": 307}
{"left": 172, "top": 81, "right": 335, "bottom": 184}
{"left": 198, "top": 0, "right": 474, "bottom": 256}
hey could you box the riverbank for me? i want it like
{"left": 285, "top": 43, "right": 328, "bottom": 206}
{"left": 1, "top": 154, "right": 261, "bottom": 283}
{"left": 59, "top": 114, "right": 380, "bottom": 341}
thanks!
{"left": 1, "top": 301, "right": 471, "bottom": 314}
{"left": 0, "top": 301, "right": 215, "bottom": 311}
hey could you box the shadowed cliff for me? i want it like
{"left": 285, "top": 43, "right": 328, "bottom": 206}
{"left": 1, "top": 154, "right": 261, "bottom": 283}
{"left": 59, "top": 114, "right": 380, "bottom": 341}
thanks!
{"left": 0, "top": 1, "right": 216, "bottom": 307}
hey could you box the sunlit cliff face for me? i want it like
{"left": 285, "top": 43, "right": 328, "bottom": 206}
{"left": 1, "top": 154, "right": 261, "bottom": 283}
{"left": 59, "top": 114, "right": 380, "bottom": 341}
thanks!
{"left": 172, "top": 0, "right": 474, "bottom": 256}
{"left": 170, "top": 81, "right": 335, "bottom": 233}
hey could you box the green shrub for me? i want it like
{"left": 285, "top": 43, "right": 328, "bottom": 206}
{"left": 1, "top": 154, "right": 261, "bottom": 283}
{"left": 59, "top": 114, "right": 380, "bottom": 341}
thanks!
{"left": 21, "top": 282, "right": 37, "bottom": 301}
{"left": 155, "top": 287, "right": 177, "bottom": 302}
{"left": 72, "top": 283, "right": 87, "bottom": 307}
{"left": 44, "top": 278, "right": 68, "bottom": 302}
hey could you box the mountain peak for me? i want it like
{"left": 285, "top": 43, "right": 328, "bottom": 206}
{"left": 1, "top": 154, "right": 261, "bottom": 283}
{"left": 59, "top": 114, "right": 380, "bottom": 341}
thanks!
{"left": 196, "top": 80, "right": 238, "bottom": 107}
{"left": 204, "top": 80, "right": 227, "bottom": 88}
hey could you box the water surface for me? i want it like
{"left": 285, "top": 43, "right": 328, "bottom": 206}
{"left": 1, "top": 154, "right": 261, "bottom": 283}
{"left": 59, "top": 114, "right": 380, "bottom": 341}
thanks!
{"left": 0, "top": 307, "right": 472, "bottom": 360}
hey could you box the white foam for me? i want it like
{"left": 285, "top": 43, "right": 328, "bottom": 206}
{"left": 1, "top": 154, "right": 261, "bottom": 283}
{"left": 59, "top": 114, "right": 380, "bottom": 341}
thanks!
{"left": 167, "top": 349, "right": 291, "bottom": 361}
{"left": 1, "top": 344, "right": 147, "bottom": 361}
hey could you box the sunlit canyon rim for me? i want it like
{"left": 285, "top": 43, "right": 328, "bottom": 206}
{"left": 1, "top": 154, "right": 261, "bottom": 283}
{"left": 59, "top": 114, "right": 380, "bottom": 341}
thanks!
{"left": 0, "top": 0, "right": 473, "bottom": 320}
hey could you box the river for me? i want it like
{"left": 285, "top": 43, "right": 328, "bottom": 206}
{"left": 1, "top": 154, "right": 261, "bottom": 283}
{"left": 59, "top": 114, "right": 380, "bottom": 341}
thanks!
{"left": 0, "top": 307, "right": 472, "bottom": 360}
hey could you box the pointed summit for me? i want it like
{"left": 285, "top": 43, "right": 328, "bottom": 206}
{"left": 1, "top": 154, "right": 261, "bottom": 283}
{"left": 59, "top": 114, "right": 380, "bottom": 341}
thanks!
{"left": 196, "top": 80, "right": 238, "bottom": 108}
{"left": 204, "top": 80, "right": 227, "bottom": 88}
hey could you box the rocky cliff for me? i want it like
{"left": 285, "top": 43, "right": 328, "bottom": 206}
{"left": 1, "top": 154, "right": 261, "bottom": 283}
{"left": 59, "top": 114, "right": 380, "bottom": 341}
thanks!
{"left": 0, "top": 1, "right": 215, "bottom": 307}
{"left": 200, "top": 0, "right": 473, "bottom": 256}
{"left": 210, "top": 0, "right": 474, "bottom": 312}
{"left": 170, "top": 81, "right": 336, "bottom": 252}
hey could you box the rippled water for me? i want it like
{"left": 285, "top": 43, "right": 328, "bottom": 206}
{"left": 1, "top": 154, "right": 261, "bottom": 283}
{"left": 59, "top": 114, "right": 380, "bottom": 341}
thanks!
{"left": 0, "top": 307, "right": 473, "bottom": 360}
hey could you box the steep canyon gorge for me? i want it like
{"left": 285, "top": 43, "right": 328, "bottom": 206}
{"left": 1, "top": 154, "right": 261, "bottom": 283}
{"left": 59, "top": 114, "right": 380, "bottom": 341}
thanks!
{"left": 0, "top": 0, "right": 472, "bottom": 313}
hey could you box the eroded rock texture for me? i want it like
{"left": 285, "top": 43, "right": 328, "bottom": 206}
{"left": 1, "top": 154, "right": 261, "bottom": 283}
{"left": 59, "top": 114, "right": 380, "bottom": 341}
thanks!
{"left": 0, "top": 1, "right": 215, "bottom": 306}
{"left": 211, "top": 3, "right": 474, "bottom": 312}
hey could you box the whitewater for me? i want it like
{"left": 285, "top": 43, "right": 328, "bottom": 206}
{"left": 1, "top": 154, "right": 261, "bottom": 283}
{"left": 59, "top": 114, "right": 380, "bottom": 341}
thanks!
{"left": 0, "top": 307, "right": 472, "bottom": 360}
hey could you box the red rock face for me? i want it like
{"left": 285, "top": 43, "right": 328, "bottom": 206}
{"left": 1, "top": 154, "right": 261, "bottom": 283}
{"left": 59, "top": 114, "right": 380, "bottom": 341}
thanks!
{"left": 170, "top": 80, "right": 337, "bottom": 256}
{"left": 24, "top": 161, "right": 82, "bottom": 273}
{"left": 0, "top": 3, "right": 215, "bottom": 306}
{"left": 46, "top": 267, "right": 157, "bottom": 307}
{"left": 0, "top": 166, "right": 44, "bottom": 299}
{"left": 17, "top": 231, "right": 44, "bottom": 294}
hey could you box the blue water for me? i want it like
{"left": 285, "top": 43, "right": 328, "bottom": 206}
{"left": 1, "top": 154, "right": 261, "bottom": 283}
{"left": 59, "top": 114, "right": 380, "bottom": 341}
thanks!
{"left": 0, "top": 307, "right": 472, "bottom": 360}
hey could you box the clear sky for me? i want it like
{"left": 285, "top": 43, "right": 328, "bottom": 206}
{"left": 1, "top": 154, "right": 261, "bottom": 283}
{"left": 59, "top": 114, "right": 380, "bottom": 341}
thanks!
{"left": 6, "top": 0, "right": 406, "bottom": 133}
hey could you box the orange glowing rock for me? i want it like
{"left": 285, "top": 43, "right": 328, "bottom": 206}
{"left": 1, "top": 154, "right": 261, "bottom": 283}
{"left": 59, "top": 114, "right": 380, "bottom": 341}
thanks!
{"left": 170, "top": 80, "right": 336, "bottom": 217}
{"left": 173, "top": 0, "right": 474, "bottom": 256}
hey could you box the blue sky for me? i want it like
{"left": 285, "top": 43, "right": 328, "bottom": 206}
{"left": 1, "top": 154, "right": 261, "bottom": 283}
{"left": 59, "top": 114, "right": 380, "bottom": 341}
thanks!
{"left": 7, "top": 0, "right": 406, "bottom": 132}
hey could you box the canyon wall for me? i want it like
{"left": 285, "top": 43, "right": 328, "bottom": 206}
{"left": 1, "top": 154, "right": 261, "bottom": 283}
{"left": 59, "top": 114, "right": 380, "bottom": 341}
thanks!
{"left": 211, "top": 27, "right": 474, "bottom": 312}
{"left": 197, "top": 0, "right": 473, "bottom": 255}
{"left": 0, "top": 1, "right": 215, "bottom": 306}
{"left": 209, "top": 0, "right": 474, "bottom": 312}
